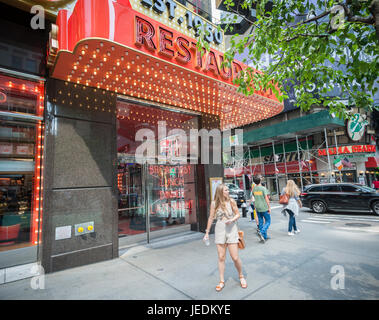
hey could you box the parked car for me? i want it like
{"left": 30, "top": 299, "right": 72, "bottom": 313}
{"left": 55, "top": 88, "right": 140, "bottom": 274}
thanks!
{"left": 300, "top": 183, "right": 379, "bottom": 215}
{"left": 227, "top": 183, "right": 246, "bottom": 207}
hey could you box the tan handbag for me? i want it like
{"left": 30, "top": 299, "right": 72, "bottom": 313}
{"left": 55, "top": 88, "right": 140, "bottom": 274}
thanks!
{"left": 279, "top": 193, "right": 289, "bottom": 205}
{"left": 238, "top": 230, "right": 245, "bottom": 249}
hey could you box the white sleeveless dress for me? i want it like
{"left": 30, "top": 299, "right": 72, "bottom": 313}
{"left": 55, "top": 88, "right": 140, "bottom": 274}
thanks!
{"left": 213, "top": 201, "right": 239, "bottom": 244}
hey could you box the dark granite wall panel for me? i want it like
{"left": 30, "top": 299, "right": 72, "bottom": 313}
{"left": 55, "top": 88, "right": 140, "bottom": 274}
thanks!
{"left": 41, "top": 79, "right": 118, "bottom": 273}
{"left": 195, "top": 115, "right": 223, "bottom": 233}
{"left": 52, "top": 117, "right": 113, "bottom": 189}
{"left": 51, "top": 244, "right": 113, "bottom": 273}
{"left": 48, "top": 188, "right": 115, "bottom": 256}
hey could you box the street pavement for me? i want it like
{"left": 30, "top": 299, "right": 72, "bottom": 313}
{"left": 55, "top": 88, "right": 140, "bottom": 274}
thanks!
{"left": 1, "top": 203, "right": 379, "bottom": 300}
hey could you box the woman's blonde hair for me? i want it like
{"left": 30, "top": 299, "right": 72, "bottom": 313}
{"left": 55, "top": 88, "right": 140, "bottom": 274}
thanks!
{"left": 214, "top": 183, "right": 230, "bottom": 212}
{"left": 284, "top": 180, "right": 301, "bottom": 198}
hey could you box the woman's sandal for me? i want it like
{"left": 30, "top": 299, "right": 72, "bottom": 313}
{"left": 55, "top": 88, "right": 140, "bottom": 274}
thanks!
{"left": 215, "top": 281, "right": 225, "bottom": 292}
{"left": 239, "top": 276, "right": 247, "bottom": 289}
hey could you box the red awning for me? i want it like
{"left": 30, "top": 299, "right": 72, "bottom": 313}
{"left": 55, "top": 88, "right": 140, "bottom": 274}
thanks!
{"left": 366, "top": 157, "right": 379, "bottom": 168}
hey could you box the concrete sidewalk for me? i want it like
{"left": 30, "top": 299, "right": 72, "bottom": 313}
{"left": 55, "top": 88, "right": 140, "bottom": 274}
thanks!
{"left": 1, "top": 209, "right": 379, "bottom": 300}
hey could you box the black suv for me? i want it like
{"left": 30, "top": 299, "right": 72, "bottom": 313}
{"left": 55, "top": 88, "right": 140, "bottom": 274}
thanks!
{"left": 301, "top": 183, "right": 379, "bottom": 215}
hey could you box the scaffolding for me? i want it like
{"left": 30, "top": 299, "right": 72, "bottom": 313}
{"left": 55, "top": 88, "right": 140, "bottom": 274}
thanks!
{"left": 224, "top": 127, "right": 353, "bottom": 198}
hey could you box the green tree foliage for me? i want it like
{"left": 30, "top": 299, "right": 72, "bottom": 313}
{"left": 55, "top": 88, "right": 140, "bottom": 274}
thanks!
{"left": 210, "top": 0, "right": 379, "bottom": 119}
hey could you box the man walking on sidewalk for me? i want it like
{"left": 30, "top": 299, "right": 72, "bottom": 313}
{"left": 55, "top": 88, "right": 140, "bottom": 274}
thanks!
{"left": 252, "top": 176, "right": 271, "bottom": 243}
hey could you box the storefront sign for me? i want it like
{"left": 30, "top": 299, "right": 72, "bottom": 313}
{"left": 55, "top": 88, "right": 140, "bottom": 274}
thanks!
{"left": 148, "top": 164, "right": 191, "bottom": 176}
{"left": 347, "top": 113, "right": 368, "bottom": 141}
{"left": 140, "top": 0, "right": 223, "bottom": 45}
{"left": 318, "top": 145, "right": 376, "bottom": 156}
{"left": 243, "top": 150, "right": 311, "bottom": 166}
{"left": 225, "top": 159, "right": 318, "bottom": 177}
{"left": 160, "top": 189, "right": 184, "bottom": 199}
{"left": 134, "top": 15, "right": 240, "bottom": 80}
{"left": 50, "top": 0, "right": 283, "bottom": 130}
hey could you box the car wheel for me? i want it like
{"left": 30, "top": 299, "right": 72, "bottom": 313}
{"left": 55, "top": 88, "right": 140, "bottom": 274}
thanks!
{"left": 371, "top": 201, "right": 379, "bottom": 216}
{"left": 312, "top": 200, "right": 327, "bottom": 213}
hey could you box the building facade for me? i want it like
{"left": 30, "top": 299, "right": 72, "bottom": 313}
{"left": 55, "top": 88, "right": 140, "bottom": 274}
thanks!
{"left": 224, "top": 107, "right": 378, "bottom": 199}
{"left": 0, "top": 0, "right": 283, "bottom": 280}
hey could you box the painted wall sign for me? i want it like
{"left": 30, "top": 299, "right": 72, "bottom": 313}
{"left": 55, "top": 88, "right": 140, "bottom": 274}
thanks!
{"left": 347, "top": 113, "right": 368, "bottom": 141}
{"left": 318, "top": 145, "right": 376, "bottom": 156}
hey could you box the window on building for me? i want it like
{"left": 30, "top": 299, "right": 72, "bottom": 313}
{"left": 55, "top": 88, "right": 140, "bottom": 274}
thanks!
{"left": 0, "top": 7, "right": 46, "bottom": 76}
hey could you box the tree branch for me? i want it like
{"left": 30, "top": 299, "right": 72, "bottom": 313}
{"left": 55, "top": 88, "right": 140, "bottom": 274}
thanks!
{"left": 284, "top": 33, "right": 330, "bottom": 42}
{"left": 341, "top": 2, "right": 375, "bottom": 24}
{"left": 289, "top": 10, "right": 331, "bottom": 28}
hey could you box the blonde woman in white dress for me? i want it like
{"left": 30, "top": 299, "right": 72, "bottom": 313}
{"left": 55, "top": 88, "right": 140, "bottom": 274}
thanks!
{"left": 203, "top": 184, "right": 247, "bottom": 292}
{"left": 281, "top": 180, "right": 302, "bottom": 235}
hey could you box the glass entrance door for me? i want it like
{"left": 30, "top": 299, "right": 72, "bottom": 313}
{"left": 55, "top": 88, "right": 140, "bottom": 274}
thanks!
{"left": 145, "top": 164, "right": 197, "bottom": 241}
{"left": 116, "top": 99, "right": 199, "bottom": 244}
{"left": 117, "top": 162, "right": 146, "bottom": 239}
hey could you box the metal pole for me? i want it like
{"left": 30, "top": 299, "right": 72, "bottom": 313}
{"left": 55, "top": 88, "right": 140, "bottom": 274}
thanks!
{"left": 248, "top": 145, "right": 252, "bottom": 191}
{"left": 305, "top": 135, "right": 313, "bottom": 183}
{"left": 143, "top": 164, "right": 150, "bottom": 244}
{"left": 282, "top": 140, "right": 288, "bottom": 181}
{"left": 296, "top": 135, "right": 304, "bottom": 191}
{"left": 259, "top": 145, "right": 264, "bottom": 178}
{"left": 334, "top": 130, "right": 342, "bottom": 183}
{"left": 242, "top": 148, "right": 246, "bottom": 195}
{"left": 324, "top": 128, "right": 333, "bottom": 182}
{"left": 232, "top": 145, "right": 236, "bottom": 185}
{"left": 272, "top": 141, "right": 279, "bottom": 198}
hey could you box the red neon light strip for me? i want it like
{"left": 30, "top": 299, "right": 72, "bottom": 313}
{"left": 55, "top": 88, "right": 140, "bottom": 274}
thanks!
{"left": 0, "top": 74, "right": 44, "bottom": 245}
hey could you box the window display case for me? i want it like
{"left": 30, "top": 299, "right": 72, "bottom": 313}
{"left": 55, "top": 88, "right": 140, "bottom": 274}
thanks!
{"left": 0, "top": 74, "right": 44, "bottom": 262}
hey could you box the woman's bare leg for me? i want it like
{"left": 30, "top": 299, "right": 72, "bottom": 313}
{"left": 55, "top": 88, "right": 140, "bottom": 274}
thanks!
{"left": 216, "top": 244, "right": 227, "bottom": 282}
{"left": 227, "top": 243, "right": 243, "bottom": 277}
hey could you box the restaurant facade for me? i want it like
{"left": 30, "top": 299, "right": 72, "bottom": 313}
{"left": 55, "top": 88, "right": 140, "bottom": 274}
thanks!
{"left": 0, "top": 0, "right": 283, "bottom": 278}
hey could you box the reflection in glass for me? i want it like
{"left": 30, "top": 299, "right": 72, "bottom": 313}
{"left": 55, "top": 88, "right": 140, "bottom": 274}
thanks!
{"left": 0, "top": 75, "right": 43, "bottom": 265}
{"left": 117, "top": 100, "right": 199, "bottom": 239}
{"left": 117, "top": 163, "right": 146, "bottom": 237}
{"left": 0, "top": 174, "right": 33, "bottom": 247}
{"left": 147, "top": 164, "right": 197, "bottom": 232}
